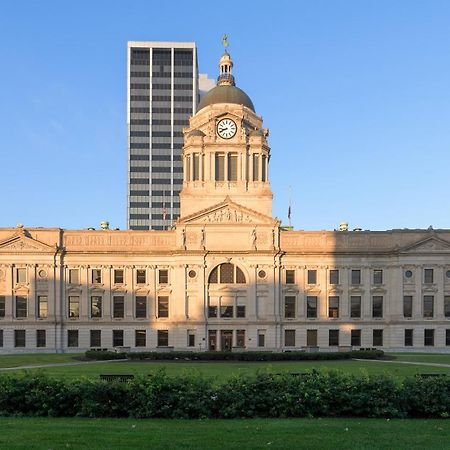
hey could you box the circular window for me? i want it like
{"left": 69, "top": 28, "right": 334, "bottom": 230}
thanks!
{"left": 188, "top": 270, "right": 197, "bottom": 279}
{"left": 405, "top": 270, "right": 413, "bottom": 278}
{"left": 38, "top": 269, "right": 47, "bottom": 279}
{"left": 446, "top": 270, "right": 450, "bottom": 278}
{"left": 258, "top": 270, "right": 266, "bottom": 279}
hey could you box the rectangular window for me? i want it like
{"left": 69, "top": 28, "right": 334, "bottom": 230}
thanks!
{"left": 306, "top": 296, "right": 317, "bottom": 318}
{"left": 69, "top": 269, "right": 79, "bottom": 284}
{"left": 193, "top": 153, "right": 200, "bottom": 181}
{"left": 372, "top": 296, "right": 383, "bottom": 318}
{"left": 186, "top": 154, "right": 191, "bottom": 180}
{"left": 114, "top": 269, "right": 124, "bottom": 284}
{"left": 16, "top": 268, "right": 26, "bottom": 284}
{"left": 15, "top": 296, "right": 27, "bottom": 318}
{"left": 405, "top": 329, "right": 413, "bottom": 346}
{"left": 0, "top": 330, "right": 3, "bottom": 347}
{"left": 328, "top": 296, "right": 339, "bottom": 318}
{"left": 157, "top": 330, "right": 169, "bottom": 347}
{"left": 329, "top": 329, "right": 339, "bottom": 346}
{"left": 329, "top": 269, "right": 339, "bottom": 285}
{"left": 215, "top": 153, "right": 225, "bottom": 181}
{"left": 90, "top": 330, "right": 101, "bottom": 347}
{"left": 351, "top": 329, "right": 361, "bottom": 347}
{"left": 252, "top": 154, "right": 259, "bottom": 181}
{"left": 284, "top": 329, "right": 295, "bottom": 347}
{"left": 373, "top": 329, "right": 383, "bottom": 346}
{"left": 403, "top": 296, "right": 413, "bottom": 318}
{"left": 373, "top": 269, "right": 383, "bottom": 285}
{"left": 351, "top": 269, "right": 361, "bottom": 285}
{"left": 37, "top": 295, "right": 48, "bottom": 319}
{"left": 136, "top": 330, "right": 146, "bottom": 347}
{"left": 220, "top": 305, "right": 233, "bottom": 318}
{"left": 90, "top": 296, "right": 102, "bottom": 318}
{"left": 445, "top": 296, "right": 450, "bottom": 318}
{"left": 424, "top": 329, "right": 434, "bottom": 346}
{"left": 236, "top": 330, "right": 245, "bottom": 348}
{"left": 36, "top": 330, "right": 46, "bottom": 347}
{"left": 0, "top": 296, "right": 5, "bottom": 318}
{"left": 14, "top": 329, "right": 25, "bottom": 347}
{"left": 158, "top": 269, "right": 168, "bottom": 284}
{"left": 91, "top": 269, "right": 102, "bottom": 284}
{"left": 208, "top": 305, "right": 217, "bottom": 318}
{"left": 69, "top": 296, "right": 80, "bottom": 318}
{"left": 228, "top": 153, "right": 238, "bottom": 181}
{"left": 424, "top": 268, "right": 434, "bottom": 284}
{"left": 67, "top": 330, "right": 78, "bottom": 347}
{"left": 284, "top": 296, "right": 296, "bottom": 318}
{"left": 257, "top": 330, "right": 265, "bottom": 347}
{"left": 113, "top": 296, "right": 124, "bottom": 318}
{"left": 306, "top": 329, "right": 318, "bottom": 347}
{"left": 350, "top": 296, "right": 361, "bottom": 318}
{"left": 136, "top": 269, "right": 146, "bottom": 284}
{"left": 157, "top": 296, "right": 169, "bottom": 318}
{"left": 285, "top": 270, "right": 295, "bottom": 284}
{"left": 113, "top": 330, "right": 124, "bottom": 347}
{"left": 261, "top": 155, "right": 267, "bottom": 181}
{"left": 236, "top": 305, "right": 246, "bottom": 318}
{"left": 446, "top": 329, "right": 450, "bottom": 346}
{"left": 423, "top": 295, "right": 434, "bottom": 318}
{"left": 307, "top": 270, "right": 317, "bottom": 284}
{"left": 187, "top": 330, "right": 195, "bottom": 347}
{"left": 135, "top": 296, "right": 147, "bottom": 318}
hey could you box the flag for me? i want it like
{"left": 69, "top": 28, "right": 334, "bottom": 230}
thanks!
{"left": 288, "top": 205, "right": 291, "bottom": 220}
{"left": 162, "top": 190, "right": 167, "bottom": 221}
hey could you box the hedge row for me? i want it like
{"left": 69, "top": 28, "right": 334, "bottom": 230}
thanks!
{"left": 0, "top": 371, "right": 448, "bottom": 418}
{"left": 85, "top": 349, "right": 384, "bottom": 362}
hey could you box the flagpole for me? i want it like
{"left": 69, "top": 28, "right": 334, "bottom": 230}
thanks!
{"left": 162, "top": 190, "right": 167, "bottom": 231}
{"left": 288, "top": 185, "right": 292, "bottom": 228}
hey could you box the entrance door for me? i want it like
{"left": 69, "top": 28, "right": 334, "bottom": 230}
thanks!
{"left": 208, "top": 330, "right": 217, "bottom": 351}
{"left": 220, "top": 330, "right": 233, "bottom": 351}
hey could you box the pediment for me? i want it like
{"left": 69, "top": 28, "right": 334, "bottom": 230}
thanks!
{"left": 177, "top": 197, "right": 278, "bottom": 226}
{"left": 0, "top": 233, "right": 54, "bottom": 253}
{"left": 400, "top": 236, "right": 450, "bottom": 254}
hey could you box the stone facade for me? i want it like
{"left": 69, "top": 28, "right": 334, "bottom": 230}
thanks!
{"left": 1, "top": 49, "right": 449, "bottom": 353}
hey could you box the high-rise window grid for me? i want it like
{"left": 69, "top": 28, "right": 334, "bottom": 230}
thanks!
{"left": 128, "top": 43, "right": 198, "bottom": 230}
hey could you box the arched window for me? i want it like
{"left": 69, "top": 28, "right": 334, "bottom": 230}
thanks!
{"left": 208, "top": 263, "right": 246, "bottom": 284}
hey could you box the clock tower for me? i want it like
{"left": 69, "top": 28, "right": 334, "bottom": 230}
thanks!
{"left": 179, "top": 47, "right": 273, "bottom": 218}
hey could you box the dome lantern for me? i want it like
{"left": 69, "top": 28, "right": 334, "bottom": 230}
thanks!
{"left": 197, "top": 35, "right": 255, "bottom": 112}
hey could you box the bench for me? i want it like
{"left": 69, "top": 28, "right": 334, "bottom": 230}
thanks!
{"left": 415, "top": 373, "right": 448, "bottom": 378}
{"left": 99, "top": 374, "right": 134, "bottom": 382}
{"left": 274, "top": 372, "right": 307, "bottom": 378}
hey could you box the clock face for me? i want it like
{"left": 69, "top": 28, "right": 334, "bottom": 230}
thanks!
{"left": 217, "top": 118, "right": 237, "bottom": 139}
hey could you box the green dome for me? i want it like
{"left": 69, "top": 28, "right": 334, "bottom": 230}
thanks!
{"left": 198, "top": 85, "right": 255, "bottom": 112}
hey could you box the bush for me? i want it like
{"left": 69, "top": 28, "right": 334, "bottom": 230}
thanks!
{"left": 85, "top": 349, "right": 384, "bottom": 362}
{"left": 85, "top": 350, "right": 127, "bottom": 360}
{"left": 0, "top": 371, "right": 447, "bottom": 419}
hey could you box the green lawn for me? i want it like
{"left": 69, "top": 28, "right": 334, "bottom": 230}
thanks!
{"left": 4, "top": 358, "right": 450, "bottom": 380}
{"left": 386, "top": 352, "right": 450, "bottom": 365}
{"left": 1, "top": 352, "right": 450, "bottom": 380}
{"left": 0, "top": 353, "right": 79, "bottom": 368}
{"left": 0, "top": 417, "right": 448, "bottom": 449}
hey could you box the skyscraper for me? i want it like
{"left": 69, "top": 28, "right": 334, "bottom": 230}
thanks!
{"left": 127, "top": 42, "right": 207, "bottom": 230}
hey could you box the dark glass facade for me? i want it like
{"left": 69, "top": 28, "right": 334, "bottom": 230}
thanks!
{"left": 128, "top": 43, "right": 198, "bottom": 230}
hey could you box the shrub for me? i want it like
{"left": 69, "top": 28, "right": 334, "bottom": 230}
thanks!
{"left": 85, "top": 349, "right": 384, "bottom": 362}
{"left": 85, "top": 350, "right": 127, "bottom": 360}
{"left": 0, "top": 371, "right": 448, "bottom": 419}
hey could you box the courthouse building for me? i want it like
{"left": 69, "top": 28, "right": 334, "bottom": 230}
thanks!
{"left": 1, "top": 49, "right": 450, "bottom": 353}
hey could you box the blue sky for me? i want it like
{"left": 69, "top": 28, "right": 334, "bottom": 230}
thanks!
{"left": 1, "top": 0, "right": 449, "bottom": 231}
